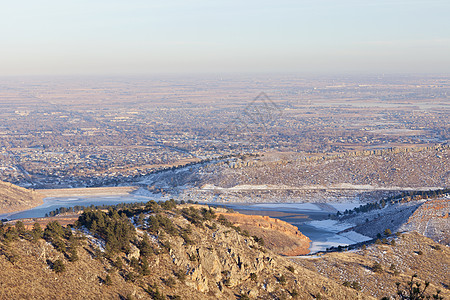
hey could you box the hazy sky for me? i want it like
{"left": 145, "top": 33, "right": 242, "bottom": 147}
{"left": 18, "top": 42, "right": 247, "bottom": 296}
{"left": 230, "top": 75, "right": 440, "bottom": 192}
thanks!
{"left": 1, "top": 0, "right": 449, "bottom": 75}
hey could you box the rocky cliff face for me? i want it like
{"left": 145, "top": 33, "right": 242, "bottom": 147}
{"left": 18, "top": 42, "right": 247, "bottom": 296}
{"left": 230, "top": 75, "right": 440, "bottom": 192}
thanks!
{"left": 0, "top": 180, "right": 43, "bottom": 214}
{"left": 168, "top": 225, "right": 271, "bottom": 293}
{"left": 157, "top": 210, "right": 364, "bottom": 299}
{"left": 217, "top": 212, "right": 311, "bottom": 255}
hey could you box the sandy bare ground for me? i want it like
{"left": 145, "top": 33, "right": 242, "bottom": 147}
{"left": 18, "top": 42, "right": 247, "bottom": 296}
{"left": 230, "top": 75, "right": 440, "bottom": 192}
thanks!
{"left": 37, "top": 186, "right": 139, "bottom": 198}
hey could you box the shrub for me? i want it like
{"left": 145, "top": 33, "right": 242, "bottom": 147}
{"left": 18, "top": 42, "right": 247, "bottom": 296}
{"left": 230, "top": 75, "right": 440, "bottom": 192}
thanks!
{"left": 384, "top": 228, "right": 392, "bottom": 236}
{"left": 217, "top": 215, "right": 233, "bottom": 227}
{"left": 145, "top": 200, "right": 161, "bottom": 213}
{"left": 44, "top": 221, "right": 67, "bottom": 251}
{"left": 182, "top": 207, "right": 204, "bottom": 227}
{"left": 105, "top": 274, "right": 112, "bottom": 286}
{"left": 125, "top": 271, "right": 139, "bottom": 282}
{"left": 390, "top": 274, "right": 443, "bottom": 300}
{"left": 249, "top": 273, "right": 257, "bottom": 281}
{"left": 174, "top": 269, "right": 186, "bottom": 282}
{"left": 114, "top": 257, "right": 123, "bottom": 269}
{"left": 343, "top": 281, "right": 360, "bottom": 290}
{"left": 144, "top": 284, "right": 165, "bottom": 300}
{"left": 130, "top": 257, "right": 140, "bottom": 269}
{"left": 53, "top": 259, "right": 66, "bottom": 273}
{"left": 287, "top": 265, "right": 295, "bottom": 273}
{"left": 252, "top": 235, "right": 264, "bottom": 246}
{"left": 351, "top": 281, "right": 361, "bottom": 291}
{"left": 160, "top": 199, "right": 177, "bottom": 211}
{"left": 200, "top": 207, "right": 216, "bottom": 220}
{"left": 372, "top": 261, "right": 383, "bottom": 273}
{"left": 139, "top": 235, "right": 153, "bottom": 257}
{"left": 389, "top": 263, "right": 396, "bottom": 271}
{"left": 69, "top": 247, "right": 79, "bottom": 262}
{"left": 140, "top": 258, "right": 150, "bottom": 276}
{"left": 15, "top": 221, "right": 26, "bottom": 235}
{"left": 31, "top": 223, "right": 43, "bottom": 241}
{"left": 164, "top": 276, "right": 176, "bottom": 287}
{"left": 147, "top": 214, "right": 177, "bottom": 235}
{"left": 4, "top": 226, "right": 19, "bottom": 242}
{"left": 290, "top": 289, "right": 299, "bottom": 298}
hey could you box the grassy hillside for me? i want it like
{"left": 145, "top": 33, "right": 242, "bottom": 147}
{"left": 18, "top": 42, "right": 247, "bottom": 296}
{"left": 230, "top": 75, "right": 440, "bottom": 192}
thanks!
{"left": 0, "top": 180, "right": 43, "bottom": 214}
{"left": 0, "top": 201, "right": 366, "bottom": 299}
{"left": 294, "top": 232, "right": 450, "bottom": 299}
{"left": 1, "top": 200, "right": 448, "bottom": 299}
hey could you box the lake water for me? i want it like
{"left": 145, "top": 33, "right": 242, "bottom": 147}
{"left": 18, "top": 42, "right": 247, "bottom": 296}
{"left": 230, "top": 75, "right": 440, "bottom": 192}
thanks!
{"left": 1, "top": 195, "right": 154, "bottom": 220}
{"left": 1, "top": 196, "right": 367, "bottom": 253}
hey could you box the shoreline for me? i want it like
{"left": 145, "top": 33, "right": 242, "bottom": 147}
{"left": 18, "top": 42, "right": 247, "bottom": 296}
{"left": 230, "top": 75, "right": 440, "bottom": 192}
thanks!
{"left": 36, "top": 186, "right": 139, "bottom": 198}
{"left": 0, "top": 186, "right": 141, "bottom": 219}
{"left": 2, "top": 191, "right": 374, "bottom": 254}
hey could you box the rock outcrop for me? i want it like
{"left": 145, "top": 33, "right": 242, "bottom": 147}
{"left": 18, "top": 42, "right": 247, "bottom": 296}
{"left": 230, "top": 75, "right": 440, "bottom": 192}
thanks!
{"left": 168, "top": 224, "right": 273, "bottom": 293}
{"left": 217, "top": 212, "right": 311, "bottom": 255}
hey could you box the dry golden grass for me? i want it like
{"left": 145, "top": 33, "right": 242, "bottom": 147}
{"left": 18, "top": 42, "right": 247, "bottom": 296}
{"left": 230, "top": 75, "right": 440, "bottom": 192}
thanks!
{"left": 0, "top": 180, "right": 43, "bottom": 214}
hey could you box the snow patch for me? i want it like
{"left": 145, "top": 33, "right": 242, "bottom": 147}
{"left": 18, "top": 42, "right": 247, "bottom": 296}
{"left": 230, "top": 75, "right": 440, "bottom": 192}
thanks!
{"left": 250, "top": 203, "right": 322, "bottom": 211}
{"left": 307, "top": 219, "right": 354, "bottom": 233}
{"left": 339, "top": 231, "right": 372, "bottom": 243}
{"left": 329, "top": 202, "right": 363, "bottom": 212}
{"left": 309, "top": 231, "right": 371, "bottom": 253}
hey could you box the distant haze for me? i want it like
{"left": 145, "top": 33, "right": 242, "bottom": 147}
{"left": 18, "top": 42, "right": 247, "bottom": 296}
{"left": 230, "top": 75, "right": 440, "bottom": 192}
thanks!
{"left": 1, "top": 0, "right": 449, "bottom": 75}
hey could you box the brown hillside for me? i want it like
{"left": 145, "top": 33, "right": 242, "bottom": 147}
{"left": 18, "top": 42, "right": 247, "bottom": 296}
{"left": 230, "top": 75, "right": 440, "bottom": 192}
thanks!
{"left": 294, "top": 232, "right": 450, "bottom": 299}
{"left": 0, "top": 205, "right": 367, "bottom": 300}
{"left": 0, "top": 181, "right": 43, "bottom": 214}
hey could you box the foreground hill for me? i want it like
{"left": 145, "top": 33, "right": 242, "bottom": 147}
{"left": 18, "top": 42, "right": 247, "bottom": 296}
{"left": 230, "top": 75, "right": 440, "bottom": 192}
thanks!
{"left": 2, "top": 201, "right": 448, "bottom": 299}
{"left": 0, "top": 180, "right": 43, "bottom": 214}
{"left": 0, "top": 201, "right": 366, "bottom": 299}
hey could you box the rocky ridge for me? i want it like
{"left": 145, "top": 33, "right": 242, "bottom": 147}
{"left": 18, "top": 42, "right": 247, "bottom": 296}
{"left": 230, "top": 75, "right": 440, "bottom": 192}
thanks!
{"left": 139, "top": 145, "right": 449, "bottom": 203}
